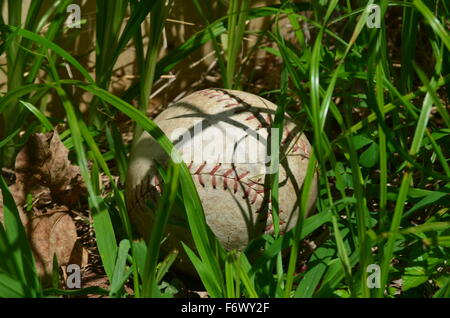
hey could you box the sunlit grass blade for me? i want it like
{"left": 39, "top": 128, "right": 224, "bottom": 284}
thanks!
{"left": 234, "top": 253, "right": 258, "bottom": 298}
{"left": 141, "top": 161, "right": 180, "bottom": 298}
{"left": 0, "top": 25, "right": 94, "bottom": 84}
{"left": 19, "top": 100, "right": 54, "bottom": 131}
{"left": 105, "top": 125, "right": 129, "bottom": 183}
{"left": 52, "top": 83, "right": 118, "bottom": 280}
{"left": 378, "top": 62, "right": 440, "bottom": 297}
{"left": 114, "top": 0, "right": 156, "bottom": 67}
{"left": 225, "top": 0, "right": 249, "bottom": 89}
{"left": 0, "top": 272, "right": 29, "bottom": 298}
{"left": 294, "top": 245, "right": 335, "bottom": 298}
{"left": 135, "top": 0, "right": 173, "bottom": 139}
{"left": 109, "top": 239, "right": 132, "bottom": 298}
{"left": 0, "top": 176, "right": 42, "bottom": 297}
{"left": 224, "top": 252, "right": 237, "bottom": 298}
{"left": 155, "top": 249, "right": 179, "bottom": 284}
{"left": 413, "top": 0, "right": 450, "bottom": 52}
{"left": 182, "top": 242, "right": 223, "bottom": 297}
{"left": 25, "top": 0, "right": 72, "bottom": 85}
{"left": 284, "top": 151, "right": 319, "bottom": 297}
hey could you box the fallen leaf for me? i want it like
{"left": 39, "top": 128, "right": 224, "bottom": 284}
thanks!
{"left": 0, "top": 132, "right": 85, "bottom": 287}
{"left": 69, "top": 240, "right": 89, "bottom": 269}
{"left": 30, "top": 211, "right": 78, "bottom": 286}
{"left": 14, "top": 132, "right": 85, "bottom": 206}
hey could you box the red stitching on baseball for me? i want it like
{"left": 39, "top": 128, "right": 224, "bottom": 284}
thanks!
{"left": 281, "top": 128, "right": 291, "bottom": 145}
{"left": 264, "top": 210, "right": 286, "bottom": 232}
{"left": 194, "top": 161, "right": 207, "bottom": 174}
{"left": 197, "top": 174, "right": 205, "bottom": 187}
{"left": 208, "top": 93, "right": 224, "bottom": 99}
{"left": 233, "top": 179, "right": 239, "bottom": 193}
{"left": 265, "top": 220, "right": 287, "bottom": 232}
{"left": 224, "top": 102, "right": 241, "bottom": 108}
{"left": 200, "top": 89, "right": 219, "bottom": 97}
{"left": 242, "top": 187, "right": 249, "bottom": 199}
{"left": 217, "top": 98, "right": 232, "bottom": 102}
{"left": 301, "top": 139, "right": 309, "bottom": 156}
{"left": 152, "top": 175, "right": 162, "bottom": 193}
{"left": 210, "top": 163, "right": 221, "bottom": 189}
{"left": 256, "top": 115, "right": 272, "bottom": 129}
{"left": 209, "top": 163, "right": 222, "bottom": 175}
{"left": 187, "top": 163, "right": 268, "bottom": 203}
{"left": 251, "top": 192, "right": 258, "bottom": 204}
{"left": 211, "top": 175, "right": 217, "bottom": 188}
{"left": 237, "top": 171, "right": 250, "bottom": 180}
{"left": 223, "top": 168, "right": 235, "bottom": 177}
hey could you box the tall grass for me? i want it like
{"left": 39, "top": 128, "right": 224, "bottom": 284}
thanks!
{"left": 0, "top": 0, "right": 449, "bottom": 298}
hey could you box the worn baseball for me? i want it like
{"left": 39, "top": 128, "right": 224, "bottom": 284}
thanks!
{"left": 126, "top": 89, "right": 318, "bottom": 269}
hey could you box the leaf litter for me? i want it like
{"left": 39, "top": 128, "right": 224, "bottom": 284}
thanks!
{"left": 0, "top": 132, "right": 91, "bottom": 287}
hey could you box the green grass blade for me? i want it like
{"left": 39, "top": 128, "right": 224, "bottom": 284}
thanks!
{"left": 378, "top": 61, "right": 440, "bottom": 297}
{"left": 19, "top": 100, "right": 54, "bottom": 131}
{"left": 235, "top": 254, "right": 258, "bottom": 298}
{"left": 109, "top": 239, "right": 132, "bottom": 298}
{"left": 0, "top": 176, "right": 42, "bottom": 297}
{"left": 182, "top": 242, "right": 223, "bottom": 298}
{"left": 142, "top": 162, "right": 180, "bottom": 298}
{"left": 135, "top": 0, "right": 172, "bottom": 139}
{"left": 52, "top": 84, "right": 118, "bottom": 280}
{"left": 0, "top": 25, "right": 94, "bottom": 84}
{"left": 0, "top": 83, "right": 49, "bottom": 115}
{"left": 0, "top": 272, "right": 28, "bottom": 298}
{"left": 155, "top": 249, "right": 179, "bottom": 284}
{"left": 294, "top": 245, "right": 335, "bottom": 298}
{"left": 413, "top": 0, "right": 450, "bottom": 52}
{"left": 225, "top": 252, "right": 236, "bottom": 298}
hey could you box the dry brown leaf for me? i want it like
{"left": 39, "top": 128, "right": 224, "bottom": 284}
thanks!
{"left": 30, "top": 211, "right": 78, "bottom": 285}
{"left": 0, "top": 132, "right": 86, "bottom": 286}
{"left": 69, "top": 240, "right": 89, "bottom": 269}
{"left": 13, "top": 132, "right": 85, "bottom": 207}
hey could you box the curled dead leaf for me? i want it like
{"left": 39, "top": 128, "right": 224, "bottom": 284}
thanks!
{"left": 14, "top": 132, "right": 85, "bottom": 207}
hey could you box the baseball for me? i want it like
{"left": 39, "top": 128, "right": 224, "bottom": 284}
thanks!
{"left": 126, "top": 89, "right": 318, "bottom": 269}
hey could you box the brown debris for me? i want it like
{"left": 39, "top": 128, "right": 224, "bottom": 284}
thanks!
{"left": 0, "top": 132, "right": 87, "bottom": 287}
{"left": 13, "top": 132, "right": 85, "bottom": 207}
{"left": 29, "top": 211, "right": 78, "bottom": 285}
